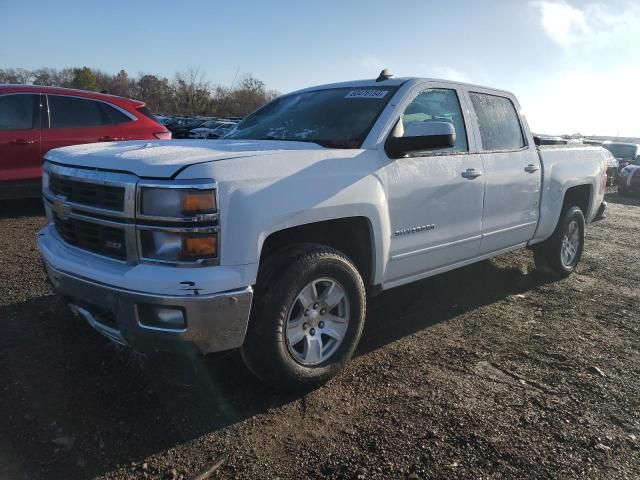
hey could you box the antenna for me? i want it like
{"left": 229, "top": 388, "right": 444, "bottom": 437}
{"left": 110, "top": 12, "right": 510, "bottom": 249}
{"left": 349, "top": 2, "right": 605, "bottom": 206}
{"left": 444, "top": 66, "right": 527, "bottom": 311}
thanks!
{"left": 376, "top": 69, "right": 393, "bottom": 82}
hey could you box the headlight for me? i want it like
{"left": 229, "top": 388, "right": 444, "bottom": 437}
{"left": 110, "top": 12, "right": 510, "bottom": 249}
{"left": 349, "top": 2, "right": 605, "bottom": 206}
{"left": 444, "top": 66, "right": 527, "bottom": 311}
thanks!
{"left": 138, "top": 182, "right": 217, "bottom": 220}
{"left": 136, "top": 180, "right": 220, "bottom": 265}
{"left": 140, "top": 228, "right": 218, "bottom": 262}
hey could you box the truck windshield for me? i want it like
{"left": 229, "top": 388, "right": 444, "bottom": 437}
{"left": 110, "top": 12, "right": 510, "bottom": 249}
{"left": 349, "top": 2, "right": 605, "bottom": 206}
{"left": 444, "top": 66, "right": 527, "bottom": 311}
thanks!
{"left": 225, "top": 86, "right": 398, "bottom": 148}
{"left": 604, "top": 144, "right": 638, "bottom": 158}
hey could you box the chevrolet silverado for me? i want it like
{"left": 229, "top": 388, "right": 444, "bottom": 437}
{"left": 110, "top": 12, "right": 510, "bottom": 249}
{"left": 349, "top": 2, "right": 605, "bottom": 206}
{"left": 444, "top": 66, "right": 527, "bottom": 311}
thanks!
{"left": 38, "top": 72, "right": 609, "bottom": 388}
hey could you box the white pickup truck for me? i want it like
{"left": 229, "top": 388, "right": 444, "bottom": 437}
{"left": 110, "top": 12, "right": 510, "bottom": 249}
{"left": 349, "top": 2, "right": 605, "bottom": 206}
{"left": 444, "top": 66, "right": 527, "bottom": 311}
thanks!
{"left": 38, "top": 72, "right": 608, "bottom": 389}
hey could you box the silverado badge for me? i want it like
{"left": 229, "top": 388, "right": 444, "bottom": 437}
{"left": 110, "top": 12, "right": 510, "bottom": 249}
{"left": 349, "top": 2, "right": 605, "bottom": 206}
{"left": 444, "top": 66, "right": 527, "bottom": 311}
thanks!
{"left": 394, "top": 224, "right": 435, "bottom": 236}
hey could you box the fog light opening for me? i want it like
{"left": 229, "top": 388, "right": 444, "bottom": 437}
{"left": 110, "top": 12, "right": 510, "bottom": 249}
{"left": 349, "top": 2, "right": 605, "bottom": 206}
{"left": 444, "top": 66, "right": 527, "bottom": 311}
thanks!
{"left": 138, "top": 305, "right": 186, "bottom": 331}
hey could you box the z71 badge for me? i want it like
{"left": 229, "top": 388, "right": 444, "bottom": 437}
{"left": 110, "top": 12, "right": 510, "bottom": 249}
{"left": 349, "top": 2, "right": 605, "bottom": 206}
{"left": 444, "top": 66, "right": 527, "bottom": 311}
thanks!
{"left": 394, "top": 224, "right": 435, "bottom": 236}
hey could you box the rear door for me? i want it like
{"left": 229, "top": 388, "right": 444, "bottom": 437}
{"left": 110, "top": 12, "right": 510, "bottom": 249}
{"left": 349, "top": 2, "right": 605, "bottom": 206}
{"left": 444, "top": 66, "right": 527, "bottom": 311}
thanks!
{"left": 466, "top": 90, "right": 541, "bottom": 253}
{"left": 0, "top": 93, "right": 42, "bottom": 182}
{"left": 41, "top": 95, "right": 127, "bottom": 157}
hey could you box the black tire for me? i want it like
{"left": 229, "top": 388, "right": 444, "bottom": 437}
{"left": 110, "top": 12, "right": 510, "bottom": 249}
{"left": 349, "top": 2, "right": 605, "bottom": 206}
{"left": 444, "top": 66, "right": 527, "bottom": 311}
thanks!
{"left": 241, "top": 245, "right": 366, "bottom": 390}
{"left": 533, "top": 206, "right": 585, "bottom": 278}
{"left": 619, "top": 186, "right": 629, "bottom": 195}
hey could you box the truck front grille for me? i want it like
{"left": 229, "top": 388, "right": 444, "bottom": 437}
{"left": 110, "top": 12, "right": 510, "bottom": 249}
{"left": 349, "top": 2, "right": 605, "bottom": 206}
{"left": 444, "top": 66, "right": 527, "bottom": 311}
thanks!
{"left": 53, "top": 213, "right": 127, "bottom": 260}
{"left": 50, "top": 174, "right": 125, "bottom": 212}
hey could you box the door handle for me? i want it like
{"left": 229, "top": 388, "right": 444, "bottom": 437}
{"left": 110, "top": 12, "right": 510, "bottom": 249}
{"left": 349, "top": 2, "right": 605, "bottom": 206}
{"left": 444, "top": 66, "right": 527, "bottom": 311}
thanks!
{"left": 9, "top": 138, "right": 35, "bottom": 145}
{"left": 524, "top": 164, "right": 540, "bottom": 173}
{"left": 461, "top": 168, "right": 482, "bottom": 179}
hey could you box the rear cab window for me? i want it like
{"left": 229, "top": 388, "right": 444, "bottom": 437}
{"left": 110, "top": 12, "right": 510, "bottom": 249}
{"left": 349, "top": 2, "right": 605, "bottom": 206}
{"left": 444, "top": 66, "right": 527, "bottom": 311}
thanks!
{"left": 469, "top": 92, "right": 526, "bottom": 151}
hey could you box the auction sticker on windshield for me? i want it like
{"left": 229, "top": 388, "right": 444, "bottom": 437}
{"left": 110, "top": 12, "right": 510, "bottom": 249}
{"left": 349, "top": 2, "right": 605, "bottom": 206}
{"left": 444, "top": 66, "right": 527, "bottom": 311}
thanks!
{"left": 345, "top": 89, "right": 389, "bottom": 99}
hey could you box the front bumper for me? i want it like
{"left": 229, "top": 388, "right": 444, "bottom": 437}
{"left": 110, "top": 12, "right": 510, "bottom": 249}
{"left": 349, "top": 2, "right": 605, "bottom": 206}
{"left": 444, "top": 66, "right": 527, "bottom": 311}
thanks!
{"left": 43, "top": 260, "right": 253, "bottom": 355}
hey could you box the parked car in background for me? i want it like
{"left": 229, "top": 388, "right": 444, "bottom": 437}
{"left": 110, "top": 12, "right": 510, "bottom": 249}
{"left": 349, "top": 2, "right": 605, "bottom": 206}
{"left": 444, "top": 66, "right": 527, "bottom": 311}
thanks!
{"left": 602, "top": 141, "right": 639, "bottom": 170}
{"left": 189, "top": 120, "right": 237, "bottom": 139}
{"left": 155, "top": 115, "right": 175, "bottom": 126}
{"left": 206, "top": 121, "right": 237, "bottom": 139}
{"left": 167, "top": 117, "right": 207, "bottom": 138}
{"left": 617, "top": 164, "right": 640, "bottom": 195}
{"left": 0, "top": 84, "right": 170, "bottom": 199}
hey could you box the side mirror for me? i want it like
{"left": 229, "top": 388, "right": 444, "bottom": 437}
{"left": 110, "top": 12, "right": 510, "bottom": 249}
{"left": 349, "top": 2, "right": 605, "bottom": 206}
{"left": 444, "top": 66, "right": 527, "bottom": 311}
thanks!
{"left": 385, "top": 121, "right": 456, "bottom": 159}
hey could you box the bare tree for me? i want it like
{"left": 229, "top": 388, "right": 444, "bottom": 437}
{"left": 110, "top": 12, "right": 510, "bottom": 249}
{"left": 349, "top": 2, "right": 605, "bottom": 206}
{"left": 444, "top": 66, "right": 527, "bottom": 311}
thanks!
{"left": 173, "top": 67, "right": 212, "bottom": 115}
{"left": 0, "top": 65, "right": 278, "bottom": 117}
{"left": 0, "top": 68, "right": 32, "bottom": 84}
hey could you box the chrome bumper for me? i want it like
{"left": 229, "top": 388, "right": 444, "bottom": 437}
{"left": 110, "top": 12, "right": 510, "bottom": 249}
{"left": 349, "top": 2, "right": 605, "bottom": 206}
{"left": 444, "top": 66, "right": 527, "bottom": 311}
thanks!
{"left": 43, "top": 261, "right": 253, "bottom": 355}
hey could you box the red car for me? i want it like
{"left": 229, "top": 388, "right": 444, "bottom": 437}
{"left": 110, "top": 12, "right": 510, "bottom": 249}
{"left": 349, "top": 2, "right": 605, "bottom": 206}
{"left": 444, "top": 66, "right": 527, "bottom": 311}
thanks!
{"left": 0, "top": 85, "right": 171, "bottom": 199}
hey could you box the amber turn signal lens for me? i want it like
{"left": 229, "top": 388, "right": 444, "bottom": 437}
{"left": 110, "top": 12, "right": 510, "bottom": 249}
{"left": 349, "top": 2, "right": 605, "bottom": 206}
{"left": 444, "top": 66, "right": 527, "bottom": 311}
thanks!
{"left": 183, "top": 234, "right": 218, "bottom": 257}
{"left": 182, "top": 191, "right": 216, "bottom": 214}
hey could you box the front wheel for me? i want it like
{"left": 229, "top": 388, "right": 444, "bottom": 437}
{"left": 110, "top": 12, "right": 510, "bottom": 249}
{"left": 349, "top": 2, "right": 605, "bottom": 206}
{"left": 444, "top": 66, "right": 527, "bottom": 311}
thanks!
{"left": 534, "top": 206, "right": 585, "bottom": 278}
{"left": 241, "top": 246, "right": 366, "bottom": 390}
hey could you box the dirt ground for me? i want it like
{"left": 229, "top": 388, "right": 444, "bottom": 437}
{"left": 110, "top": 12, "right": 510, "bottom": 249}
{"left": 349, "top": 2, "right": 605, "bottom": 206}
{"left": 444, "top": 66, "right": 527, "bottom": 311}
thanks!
{"left": 0, "top": 192, "right": 638, "bottom": 480}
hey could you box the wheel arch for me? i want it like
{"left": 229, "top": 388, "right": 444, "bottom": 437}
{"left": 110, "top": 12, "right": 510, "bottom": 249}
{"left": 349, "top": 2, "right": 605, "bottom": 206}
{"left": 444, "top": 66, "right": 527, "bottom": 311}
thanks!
{"left": 530, "top": 182, "right": 594, "bottom": 246}
{"left": 257, "top": 216, "right": 380, "bottom": 290}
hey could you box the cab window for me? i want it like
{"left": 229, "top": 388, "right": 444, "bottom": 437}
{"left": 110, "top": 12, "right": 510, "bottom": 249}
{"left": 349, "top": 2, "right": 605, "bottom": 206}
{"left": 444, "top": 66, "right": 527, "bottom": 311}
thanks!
{"left": 400, "top": 88, "right": 468, "bottom": 154}
{"left": 469, "top": 92, "right": 525, "bottom": 151}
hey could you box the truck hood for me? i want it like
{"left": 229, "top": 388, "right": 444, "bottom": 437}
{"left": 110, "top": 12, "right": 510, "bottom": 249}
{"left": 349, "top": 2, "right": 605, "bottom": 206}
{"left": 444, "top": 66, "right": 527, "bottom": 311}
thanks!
{"left": 45, "top": 139, "right": 327, "bottom": 178}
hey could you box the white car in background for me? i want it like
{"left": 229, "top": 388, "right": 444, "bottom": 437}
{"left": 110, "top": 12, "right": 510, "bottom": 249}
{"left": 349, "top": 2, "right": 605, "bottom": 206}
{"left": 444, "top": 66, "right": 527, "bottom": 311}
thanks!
{"left": 189, "top": 120, "right": 238, "bottom": 139}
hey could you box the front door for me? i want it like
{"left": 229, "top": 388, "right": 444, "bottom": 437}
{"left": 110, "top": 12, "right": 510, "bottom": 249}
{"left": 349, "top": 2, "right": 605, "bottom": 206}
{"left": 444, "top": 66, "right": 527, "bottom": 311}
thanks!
{"left": 383, "top": 85, "right": 485, "bottom": 286}
{"left": 0, "top": 93, "right": 42, "bottom": 182}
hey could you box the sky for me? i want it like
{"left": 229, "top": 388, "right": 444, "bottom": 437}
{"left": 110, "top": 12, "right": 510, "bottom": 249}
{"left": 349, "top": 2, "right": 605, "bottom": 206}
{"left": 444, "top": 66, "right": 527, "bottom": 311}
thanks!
{"left": 1, "top": 0, "right": 639, "bottom": 136}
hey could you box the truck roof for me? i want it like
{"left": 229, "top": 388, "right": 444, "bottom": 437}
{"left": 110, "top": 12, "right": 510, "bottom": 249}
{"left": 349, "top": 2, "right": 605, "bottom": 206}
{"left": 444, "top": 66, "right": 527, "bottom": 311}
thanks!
{"left": 292, "top": 76, "right": 514, "bottom": 97}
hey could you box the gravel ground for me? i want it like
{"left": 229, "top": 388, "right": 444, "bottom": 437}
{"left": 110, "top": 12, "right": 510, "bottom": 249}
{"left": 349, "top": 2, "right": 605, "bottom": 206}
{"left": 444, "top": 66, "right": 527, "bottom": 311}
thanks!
{"left": 0, "top": 192, "right": 638, "bottom": 480}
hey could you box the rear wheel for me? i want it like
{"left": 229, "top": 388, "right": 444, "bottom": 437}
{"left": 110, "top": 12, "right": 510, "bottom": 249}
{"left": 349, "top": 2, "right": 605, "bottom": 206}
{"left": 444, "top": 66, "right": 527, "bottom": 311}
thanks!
{"left": 534, "top": 206, "right": 585, "bottom": 278}
{"left": 241, "top": 245, "right": 366, "bottom": 390}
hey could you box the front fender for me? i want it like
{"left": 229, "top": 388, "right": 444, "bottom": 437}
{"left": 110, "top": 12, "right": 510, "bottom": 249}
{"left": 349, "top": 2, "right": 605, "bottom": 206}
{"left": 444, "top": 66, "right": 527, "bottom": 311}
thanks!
{"left": 177, "top": 151, "right": 390, "bottom": 286}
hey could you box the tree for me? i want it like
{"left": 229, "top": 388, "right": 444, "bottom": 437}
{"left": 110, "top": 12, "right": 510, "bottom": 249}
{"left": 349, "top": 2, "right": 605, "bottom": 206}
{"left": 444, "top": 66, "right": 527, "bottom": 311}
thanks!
{"left": 138, "top": 74, "right": 174, "bottom": 113}
{"left": 0, "top": 65, "right": 276, "bottom": 116}
{"left": 0, "top": 68, "right": 32, "bottom": 84}
{"left": 173, "top": 67, "right": 212, "bottom": 115}
{"left": 110, "top": 69, "right": 137, "bottom": 97}
{"left": 226, "top": 74, "right": 272, "bottom": 116}
{"left": 32, "top": 67, "right": 60, "bottom": 86}
{"left": 71, "top": 67, "right": 98, "bottom": 91}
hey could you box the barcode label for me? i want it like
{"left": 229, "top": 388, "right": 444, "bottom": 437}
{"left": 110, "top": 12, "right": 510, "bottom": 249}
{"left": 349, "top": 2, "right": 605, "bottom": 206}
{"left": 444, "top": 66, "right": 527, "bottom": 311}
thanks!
{"left": 345, "top": 90, "right": 389, "bottom": 99}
